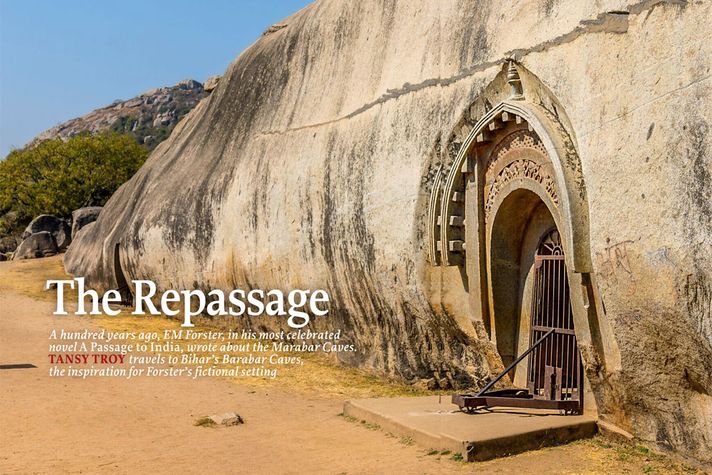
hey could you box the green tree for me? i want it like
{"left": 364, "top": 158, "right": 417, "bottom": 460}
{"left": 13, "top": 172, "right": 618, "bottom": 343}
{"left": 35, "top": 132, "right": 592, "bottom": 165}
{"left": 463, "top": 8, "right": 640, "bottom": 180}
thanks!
{"left": 0, "top": 132, "right": 147, "bottom": 220}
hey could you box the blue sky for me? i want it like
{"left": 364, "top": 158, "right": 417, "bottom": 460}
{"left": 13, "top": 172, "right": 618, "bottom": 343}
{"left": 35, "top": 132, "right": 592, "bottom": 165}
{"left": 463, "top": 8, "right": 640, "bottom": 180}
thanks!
{"left": 0, "top": 0, "right": 310, "bottom": 157}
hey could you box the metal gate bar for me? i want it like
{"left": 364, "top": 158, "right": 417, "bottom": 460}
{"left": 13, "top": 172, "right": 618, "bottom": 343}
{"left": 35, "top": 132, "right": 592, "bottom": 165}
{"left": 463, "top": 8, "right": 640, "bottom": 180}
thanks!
{"left": 526, "top": 255, "right": 583, "bottom": 404}
{"left": 453, "top": 230, "right": 584, "bottom": 414}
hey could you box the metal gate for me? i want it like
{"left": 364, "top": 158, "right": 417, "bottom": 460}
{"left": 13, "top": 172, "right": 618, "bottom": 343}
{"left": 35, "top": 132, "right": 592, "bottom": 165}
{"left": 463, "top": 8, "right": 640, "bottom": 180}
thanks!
{"left": 526, "top": 230, "right": 583, "bottom": 406}
{"left": 453, "top": 229, "right": 584, "bottom": 414}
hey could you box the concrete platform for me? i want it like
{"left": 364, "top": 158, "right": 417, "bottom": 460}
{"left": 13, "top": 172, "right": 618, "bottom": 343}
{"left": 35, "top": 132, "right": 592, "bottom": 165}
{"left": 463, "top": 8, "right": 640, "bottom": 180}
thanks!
{"left": 343, "top": 396, "right": 597, "bottom": 461}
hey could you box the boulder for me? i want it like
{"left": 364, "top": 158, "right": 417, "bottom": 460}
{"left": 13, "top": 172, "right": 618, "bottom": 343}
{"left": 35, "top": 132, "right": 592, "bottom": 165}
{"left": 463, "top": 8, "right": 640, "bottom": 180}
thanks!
{"left": 23, "top": 215, "right": 71, "bottom": 251}
{"left": 71, "top": 207, "right": 102, "bottom": 239}
{"left": 12, "top": 231, "right": 58, "bottom": 260}
{"left": 203, "top": 75, "right": 221, "bottom": 93}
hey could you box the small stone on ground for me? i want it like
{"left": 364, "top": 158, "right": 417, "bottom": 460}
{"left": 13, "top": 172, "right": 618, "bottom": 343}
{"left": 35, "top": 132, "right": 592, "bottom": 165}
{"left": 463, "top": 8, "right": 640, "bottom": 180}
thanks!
{"left": 209, "top": 412, "right": 244, "bottom": 426}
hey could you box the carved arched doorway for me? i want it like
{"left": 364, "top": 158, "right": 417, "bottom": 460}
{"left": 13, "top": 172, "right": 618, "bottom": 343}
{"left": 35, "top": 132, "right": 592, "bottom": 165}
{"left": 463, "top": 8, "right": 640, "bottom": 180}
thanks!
{"left": 429, "top": 62, "right": 596, "bottom": 414}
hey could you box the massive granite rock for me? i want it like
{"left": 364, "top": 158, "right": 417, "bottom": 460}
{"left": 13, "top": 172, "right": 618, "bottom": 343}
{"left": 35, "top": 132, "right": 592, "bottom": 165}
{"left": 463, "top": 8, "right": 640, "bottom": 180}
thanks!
{"left": 65, "top": 0, "right": 712, "bottom": 463}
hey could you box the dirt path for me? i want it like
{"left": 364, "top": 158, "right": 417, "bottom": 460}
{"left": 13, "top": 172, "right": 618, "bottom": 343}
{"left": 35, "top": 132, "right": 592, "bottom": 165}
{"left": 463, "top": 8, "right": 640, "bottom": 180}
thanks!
{"left": 1, "top": 291, "right": 459, "bottom": 474}
{"left": 0, "top": 258, "right": 699, "bottom": 474}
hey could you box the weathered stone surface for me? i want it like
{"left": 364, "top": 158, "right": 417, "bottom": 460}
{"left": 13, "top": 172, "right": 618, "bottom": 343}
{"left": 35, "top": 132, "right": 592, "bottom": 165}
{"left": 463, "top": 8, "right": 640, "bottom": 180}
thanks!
{"left": 13, "top": 231, "right": 58, "bottom": 260}
{"left": 71, "top": 207, "right": 102, "bottom": 239}
{"left": 65, "top": 0, "right": 712, "bottom": 463}
{"left": 23, "top": 215, "right": 71, "bottom": 251}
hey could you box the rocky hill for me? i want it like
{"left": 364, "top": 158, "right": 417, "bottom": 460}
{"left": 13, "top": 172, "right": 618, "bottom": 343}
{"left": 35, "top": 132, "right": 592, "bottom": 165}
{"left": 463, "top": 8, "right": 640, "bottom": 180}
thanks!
{"left": 33, "top": 79, "right": 210, "bottom": 149}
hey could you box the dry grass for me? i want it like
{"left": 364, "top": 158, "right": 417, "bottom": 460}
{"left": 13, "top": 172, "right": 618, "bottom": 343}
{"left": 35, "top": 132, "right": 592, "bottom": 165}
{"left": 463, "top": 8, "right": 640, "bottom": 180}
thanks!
{"left": 193, "top": 416, "right": 217, "bottom": 428}
{"left": 0, "top": 255, "right": 72, "bottom": 301}
{"left": 558, "top": 437, "right": 703, "bottom": 474}
{"left": 0, "top": 255, "right": 429, "bottom": 399}
{"left": 93, "top": 309, "right": 429, "bottom": 398}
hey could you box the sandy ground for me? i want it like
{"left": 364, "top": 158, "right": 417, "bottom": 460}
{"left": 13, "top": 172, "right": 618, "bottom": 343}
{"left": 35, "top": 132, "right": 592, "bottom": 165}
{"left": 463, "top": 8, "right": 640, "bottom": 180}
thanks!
{"left": 0, "top": 257, "right": 702, "bottom": 474}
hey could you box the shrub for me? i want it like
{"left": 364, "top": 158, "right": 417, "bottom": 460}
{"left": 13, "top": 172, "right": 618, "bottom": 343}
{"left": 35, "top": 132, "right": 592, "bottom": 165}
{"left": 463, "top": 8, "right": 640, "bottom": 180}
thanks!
{"left": 0, "top": 132, "right": 147, "bottom": 221}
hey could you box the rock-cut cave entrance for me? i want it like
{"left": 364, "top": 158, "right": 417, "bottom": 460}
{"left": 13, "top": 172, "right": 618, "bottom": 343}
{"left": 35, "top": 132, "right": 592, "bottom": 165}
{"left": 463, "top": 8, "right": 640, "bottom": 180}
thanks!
{"left": 455, "top": 189, "right": 584, "bottom": 413}
{"left": 490, "top": 189, "right": 584, "bottom": 410}
{"left": 525, "top": 228, "right": 584, "bottom": 404}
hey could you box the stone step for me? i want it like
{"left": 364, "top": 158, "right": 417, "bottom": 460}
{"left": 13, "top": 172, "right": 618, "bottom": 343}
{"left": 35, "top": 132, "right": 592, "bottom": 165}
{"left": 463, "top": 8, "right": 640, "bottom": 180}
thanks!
{"left": 343, "top": 395, "right": 597, "bottom": 462}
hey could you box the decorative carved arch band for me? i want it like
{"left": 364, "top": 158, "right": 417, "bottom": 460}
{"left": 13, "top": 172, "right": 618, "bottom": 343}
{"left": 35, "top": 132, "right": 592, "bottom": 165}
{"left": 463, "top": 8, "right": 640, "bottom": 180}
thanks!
{"left": 427, "top": 164, "right": 444, "bottom": 266}
{"left": 483, "top": 130, "right": 559, "bottom": 218}
{"left": 429, "top": 96, "right": 591, "bottom": 273}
